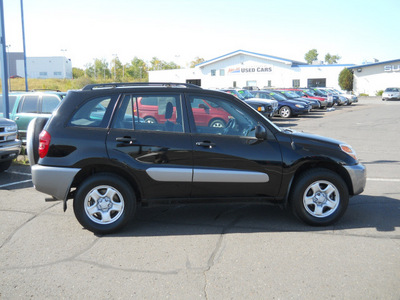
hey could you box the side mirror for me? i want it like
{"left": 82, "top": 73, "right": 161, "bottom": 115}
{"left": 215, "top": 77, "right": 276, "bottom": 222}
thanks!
{"left": 198, "top": 103, "right": 210, "bottom": 113}
{"left": 255, "top": 124, "right": 267, "bottom": 140}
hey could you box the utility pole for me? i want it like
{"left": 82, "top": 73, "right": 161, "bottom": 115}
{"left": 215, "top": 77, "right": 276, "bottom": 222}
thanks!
{"left": 0, "top": 0, "right": 10, "bottom": 119}
{"left": 21, "top": 0, "right": 28, "bottom": 91}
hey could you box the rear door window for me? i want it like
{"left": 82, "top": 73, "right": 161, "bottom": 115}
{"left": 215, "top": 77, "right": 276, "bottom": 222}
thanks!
{"left": 41, "top": 95, "right": 61, "bottom": 113}
{"left": 19, "top": 95, "right": 39, "bottom": 113}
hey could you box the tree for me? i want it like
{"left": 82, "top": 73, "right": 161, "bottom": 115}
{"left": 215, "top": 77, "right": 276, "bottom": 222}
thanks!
{"left": 85, "top": 58, "right": 110, "bottom": 79}
{"left": 325, "top": 53, "right": 341, "bottom": 64}
{"left": 149, "top": 57, "right": 180, "bottom": 71}
{"left": 72, "top": 67, "right": 85, "bottom": 78}
{"left": 125, "top": 57, "right": 148, "bottom": 80}
{"left": 190, "top": 57, "right": 205, "bottom": 68}
{"left": 338, "top": 68, "right": 353, "bottom": 91}
{"left": 304, "top": 49, "right": 319, "bottom": 64}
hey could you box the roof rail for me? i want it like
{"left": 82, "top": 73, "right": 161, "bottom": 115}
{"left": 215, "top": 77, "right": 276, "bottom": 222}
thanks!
{"left": 82, "top": 82, "right": 202, "bottom": 91}
{"left": 29, "top": 89, "right": 62, "bottom": 92}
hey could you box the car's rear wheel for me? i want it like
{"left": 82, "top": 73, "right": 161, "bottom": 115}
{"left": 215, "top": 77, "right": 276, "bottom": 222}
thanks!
{"left": 26, "top": 117, "right": 48, "bottom": 166}
{"left": 279, "top": 106, "right": 292, "bottom": 118}
{"left": 290, "top": 168, "right": 349, "bottom": 226}
{"left": 73, "top": 173, "right": 136, "bottom": 234}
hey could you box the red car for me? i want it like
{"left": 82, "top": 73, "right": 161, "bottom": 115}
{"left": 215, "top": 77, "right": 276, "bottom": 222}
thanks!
{"left": 281, "top": 88, "right": 329, "bottom": 108}
{"left": 137, "top": 96, "right": 231, "bottom": 128}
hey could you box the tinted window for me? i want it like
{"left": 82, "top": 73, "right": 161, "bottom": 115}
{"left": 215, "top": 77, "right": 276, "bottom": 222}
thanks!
{"left": 42, "top": 95, "right": 61, "bottom": 113}
{"left": 69, "top": 96, "right": 114, "bottom": 127}
{"left": 19, "top": 96, "right": 39, "bottom": 113}
{"left": 113, "top": 94, "right": 184, "bottom": 133}
{"left": 0, "top": 95, "right": 18, "bottom": 112}
{"left": 188, "top": 95, "right": 258, "bottom": 137}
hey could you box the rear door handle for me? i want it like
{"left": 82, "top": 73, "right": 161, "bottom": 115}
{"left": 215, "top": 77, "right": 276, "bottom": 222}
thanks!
{"left": 196, "top": 141, "right": 216, "bottom": 149}
{"left": 116, "top": 136, "right": 136, "bottom": 144}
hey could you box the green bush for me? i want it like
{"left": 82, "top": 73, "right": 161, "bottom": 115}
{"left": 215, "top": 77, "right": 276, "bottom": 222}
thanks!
{"left": 359, "top": 93, "right": 369, "bottom": 97}
{"left": 376, "top": 90, "right": 384, "bottom": 96}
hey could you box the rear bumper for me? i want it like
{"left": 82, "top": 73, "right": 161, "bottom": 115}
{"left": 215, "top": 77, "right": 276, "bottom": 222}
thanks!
{"left": 344, "top": 163, "right": 366, "bottom": 195}
{"left": 31, "top": 165, "right": 80, "bottom": 200}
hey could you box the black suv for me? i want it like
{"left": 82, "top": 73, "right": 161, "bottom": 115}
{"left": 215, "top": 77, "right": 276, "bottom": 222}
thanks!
{"left": 27, "top": 83, "right": 366, "bottom": 234}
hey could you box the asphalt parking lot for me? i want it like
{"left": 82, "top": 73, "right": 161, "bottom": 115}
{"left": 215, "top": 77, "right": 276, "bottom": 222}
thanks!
{"left": 0, "top": 97, "right": 399, "bottom": 299}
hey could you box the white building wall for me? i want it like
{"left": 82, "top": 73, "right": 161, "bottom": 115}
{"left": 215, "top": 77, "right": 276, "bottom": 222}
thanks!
{"left": 16, "top": 56, "right": 73, "bottom": 79}
{"left": 149, "top": 51, "right": 355, "bottom": 90}
{"left": 352, "top": 61, "right": 400, "bottom": 95}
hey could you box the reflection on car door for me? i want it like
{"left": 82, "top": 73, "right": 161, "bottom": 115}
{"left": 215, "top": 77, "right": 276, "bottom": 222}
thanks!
{"left": 187, "top": 94, "right": 283, "bottom": 198}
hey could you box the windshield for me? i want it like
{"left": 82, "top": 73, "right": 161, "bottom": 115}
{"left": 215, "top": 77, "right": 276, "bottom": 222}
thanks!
{"left": 238, "top": 89, "right": 255, "bottom": 99}
{"left": 269, "top": 92, "right": 287, "bottom": 101}
{"left": 280, "top": 91, "right": 299, "bottom": 98}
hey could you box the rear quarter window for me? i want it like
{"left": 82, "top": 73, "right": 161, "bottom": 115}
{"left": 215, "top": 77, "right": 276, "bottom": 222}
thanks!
{"left": 68, "top": 96, "right": 116, "bottom": 128}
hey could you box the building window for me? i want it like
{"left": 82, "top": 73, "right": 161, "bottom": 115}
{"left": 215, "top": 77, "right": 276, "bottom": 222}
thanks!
{"left": 307, "top": 78, "right": 326, "bottom": 87}
{"left": 233, "top": 81, "right": 237, "bottom": 88}
{"left": 39, "top": 72, "right": 47, "bottom": 76}
{"left": 54, "top": 72, "right": 62, "bottom": 76}
{"left": 211, "top": 69, "right": 216, "bottom": 76}
{"left": 292, "top": 79, "right": 300, "bottom": 88}
{"left": 267, "top": 80, "right": 272, "bottom": 87}
{"left": 219, "top": 69, "right": 225, "bottom": 76}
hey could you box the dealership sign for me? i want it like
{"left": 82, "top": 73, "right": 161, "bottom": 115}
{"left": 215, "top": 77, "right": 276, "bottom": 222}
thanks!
{"left": 228, "top": 65, "right": 273, "bottom": 74}
{"left": 384, "top": 65, "right": 400, "bottom": 72}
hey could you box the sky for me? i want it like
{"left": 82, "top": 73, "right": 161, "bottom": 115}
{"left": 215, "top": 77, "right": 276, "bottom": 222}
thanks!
{"left": 3, "top": 0, "right": 400, "bottom": 69}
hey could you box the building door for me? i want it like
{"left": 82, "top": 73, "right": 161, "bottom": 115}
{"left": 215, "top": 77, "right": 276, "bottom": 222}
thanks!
{"left": 186, "top": 79, "right": 201, "bottom": 87}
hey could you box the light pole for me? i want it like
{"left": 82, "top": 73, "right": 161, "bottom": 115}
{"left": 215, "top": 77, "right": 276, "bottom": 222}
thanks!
{"left": 21, "top": 0, "right": 28, "bottom": 91}
{"left": 6, "top": 44, "right": 10, "bottom": 91}
{"left": 112, "top": 54, "right": 117, "bottom": 80}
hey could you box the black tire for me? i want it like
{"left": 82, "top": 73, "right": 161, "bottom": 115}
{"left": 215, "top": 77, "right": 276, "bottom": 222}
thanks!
{"left": 279, "top": 106, "right": 292, "bottom": 118}
{"left": 26, "top": 117, "right": 48, "bottom": 166}
{"left": 0, "top": 160, "right": 12, "bottom": 173}
{"left": 144, "top": 117, "right": 157, "bottom": 124}
{"left": 73, "top": 173, "right": 136, "bottom": 234}
{"left": 209, "top": 118, "right": 226, "bottom": 128}
{"left": 290, "top": 168, "right": 349, "bottom": 226}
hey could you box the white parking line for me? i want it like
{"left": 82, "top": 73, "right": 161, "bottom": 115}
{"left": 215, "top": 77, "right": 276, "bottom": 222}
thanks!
{"left": 5, "top": 171, "right": 32, "bottom": 176}
{"left": 0, "top": 179, "right": 33, "bottom": 188}
{"left": 367, "top": 178, "right": 400, "bottom": 182}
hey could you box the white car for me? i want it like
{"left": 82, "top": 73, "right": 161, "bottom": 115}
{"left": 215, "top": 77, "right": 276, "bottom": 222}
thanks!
{"left": 382, "top": 87, "right": 400, "bottom": 101}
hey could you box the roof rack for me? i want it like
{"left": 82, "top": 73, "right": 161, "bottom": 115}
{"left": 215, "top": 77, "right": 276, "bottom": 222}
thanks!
{"left": 82, "top": 82, "right": 202, "bottom": 91}
{"left": 29, "top": 89, "right": 62, "bottom": 92}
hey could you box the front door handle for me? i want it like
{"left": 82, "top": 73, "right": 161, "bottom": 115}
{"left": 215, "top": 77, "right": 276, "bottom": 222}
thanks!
{"left": 196, "top": 141, "right": 216, "bottom": 149}
{"left": 116, "top": 136, "right": 136, "bottom": 144}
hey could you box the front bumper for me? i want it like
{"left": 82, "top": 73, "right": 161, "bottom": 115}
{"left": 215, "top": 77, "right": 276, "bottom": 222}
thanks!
{"left": 31, "top": 165, "right": 80, "bottom": 201}
{"left": 0, "top": 140, "right": 21, "bottom": 162}
{"left": 344, "top": 163, "right": 366, "bottom": 195}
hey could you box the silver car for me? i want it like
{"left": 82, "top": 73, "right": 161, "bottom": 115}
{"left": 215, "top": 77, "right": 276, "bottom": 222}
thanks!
{"left": 382, "top": 87, "right": 400, "bottom": 101}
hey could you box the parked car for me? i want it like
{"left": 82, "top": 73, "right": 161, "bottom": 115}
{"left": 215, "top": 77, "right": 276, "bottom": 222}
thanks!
{"left": 1, "top": 91, "right": 65, "bottom": 143}
{"left": 252, "top": 90, "right": 310, "bottom": 118}
{"left": 275, "top": 90, "right": 320, "bottom": 109}
{"left": 318, "top": 88, "right": 358, "bottom": 105}
{"left": 27, "top": 82, "right": 366, "bottom": 234}
{"left": 382, "top": 87, "right": 400, "bottom": 101}
{"left": 281, "top": 88, "right": 329, "bottom": 108}
{"left": 219, "top": 89, "right": 275, "bottom": 119}
{"left": 300, "top": 89, "right": 333, "bottom": 107}
{"left": 0, "top": 117, "right": 21, "bottom": 172}
{"left": 237, "top": 89, "right": 279, "bottom": 116}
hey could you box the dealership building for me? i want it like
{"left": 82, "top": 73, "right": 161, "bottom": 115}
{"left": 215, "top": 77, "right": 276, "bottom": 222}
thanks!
{"left": 348, "top": 59, "right": 400, "bottom": 95}
{"left": 149, "top": 50, "right": 399, "bottom": 95}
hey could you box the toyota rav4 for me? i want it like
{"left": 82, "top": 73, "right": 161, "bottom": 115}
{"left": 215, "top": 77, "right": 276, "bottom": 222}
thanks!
{"left": 27, "top": 83, "right": 366, "bottom": 234}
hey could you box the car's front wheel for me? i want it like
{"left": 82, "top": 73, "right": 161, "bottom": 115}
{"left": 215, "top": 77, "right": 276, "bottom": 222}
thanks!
{"left": 279, "top": 106, "right": 292, "bottom": 118}
{"left": 290, "top": 168, "right": 349, "bottom": 226}
{"left": 73, "top": 173, "right": 136, "bottom": 234}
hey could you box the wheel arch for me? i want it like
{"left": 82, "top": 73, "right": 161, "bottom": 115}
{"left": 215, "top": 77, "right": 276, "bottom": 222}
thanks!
{"left": 69, "top": 164, "right": 143, "bottom": 207}
{"left": 284, "top": 161, "right": 354, "bottom": 206}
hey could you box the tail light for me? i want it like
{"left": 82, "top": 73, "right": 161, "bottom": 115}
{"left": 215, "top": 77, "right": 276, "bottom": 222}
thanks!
{"left": 39, "top": 130, "right": 51, "bottom": 158}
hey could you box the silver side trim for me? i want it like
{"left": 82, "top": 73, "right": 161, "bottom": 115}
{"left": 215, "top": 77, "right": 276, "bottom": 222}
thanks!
{"left": 146, "top": 167, "right": 269, "bottom": 183}
{"left": 146, "top": 167, "right": 193, "bottom": 182}
{"left": 31, "top": 165, "right": 80, "bottom": 200}
{"left": 193, "top": 169, "right": 269, "bottom": 183}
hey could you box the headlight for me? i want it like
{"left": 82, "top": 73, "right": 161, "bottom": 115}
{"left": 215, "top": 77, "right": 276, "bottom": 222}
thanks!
{"left": 295, "top": 104, "right": 304, "bottom": 108}
{"left": 257, "top": 106, "right": 265, "bottom": 112}
{"left": 6, "top": 124, "right": 18, "bottom": 132}
{"left": 340, "top": 144, "right": 358, "bottom": 160}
